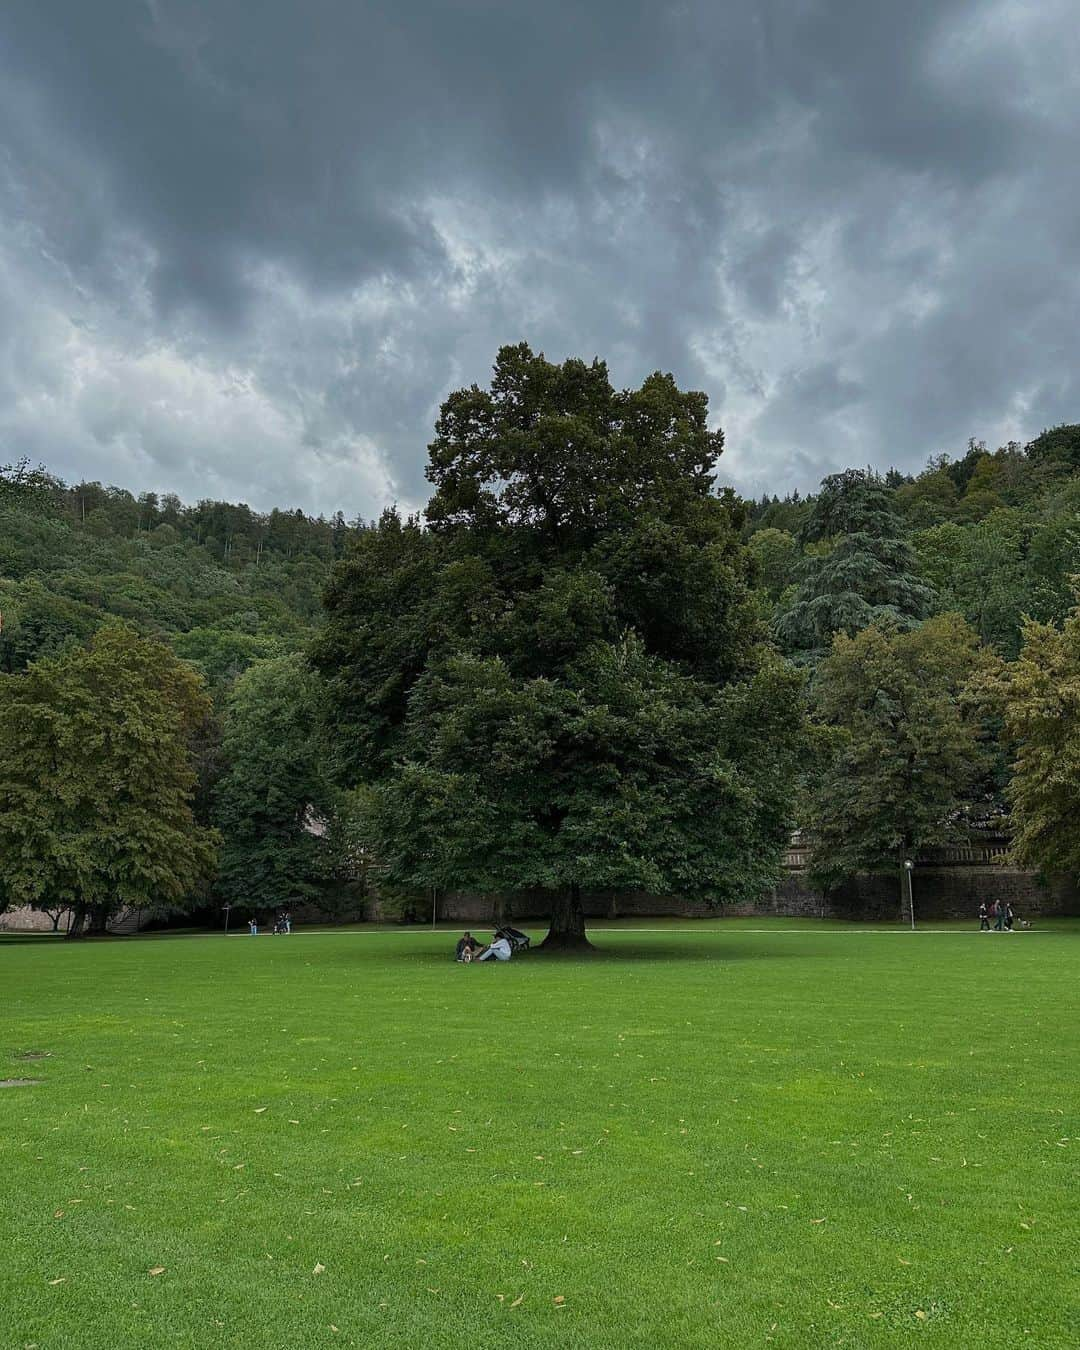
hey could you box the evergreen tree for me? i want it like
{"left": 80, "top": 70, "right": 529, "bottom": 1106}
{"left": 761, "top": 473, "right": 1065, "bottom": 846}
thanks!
{"left": 775, "top": 469, "right": 935, "bottom": 661}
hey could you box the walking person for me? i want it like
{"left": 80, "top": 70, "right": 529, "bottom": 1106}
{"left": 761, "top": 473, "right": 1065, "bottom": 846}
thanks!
{"left": 979, "top": 902, "right": 990, "bottom": 931}
{"left": 1004, "top": 903, "right": 1015, "bottom": 931}
{"left": 993, "top": 900, "right": 1005, "bottom": 932}
{"left": 248, "top": 918, "right": 258, "bottom": 936}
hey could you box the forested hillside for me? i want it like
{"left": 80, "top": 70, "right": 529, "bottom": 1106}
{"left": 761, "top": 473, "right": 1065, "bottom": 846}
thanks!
{"left": 0, "top": 460, "right": 361, "bottom": 684}
{"left": 748, "top": 426, "right": 1080, "bottom": 659}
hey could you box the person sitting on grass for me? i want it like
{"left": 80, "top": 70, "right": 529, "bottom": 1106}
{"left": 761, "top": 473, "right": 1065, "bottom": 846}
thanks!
{"left": 477, "top": 932, "right": 513, "bottom": 962}
{"left": 455, "top": 932, "right": 481, "bottom": 963}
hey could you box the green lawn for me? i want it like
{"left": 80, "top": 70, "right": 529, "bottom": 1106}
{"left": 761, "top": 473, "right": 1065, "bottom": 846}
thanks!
{"left": 2, "top": 919, "right": 1077, "bottom": 1348}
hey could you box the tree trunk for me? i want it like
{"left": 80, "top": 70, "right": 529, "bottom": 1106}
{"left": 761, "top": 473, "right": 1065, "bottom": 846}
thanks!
{"left": 87, "top": 904, "right": 110, "bottom": 936}
{"left": 540, "top": 883, "right": 594, "bottom": 951}
{"left": 66, "top": 904, "right": 88, "bottom": 940}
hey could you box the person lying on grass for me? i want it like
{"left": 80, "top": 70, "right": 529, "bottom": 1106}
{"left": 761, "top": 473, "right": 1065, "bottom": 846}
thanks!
{"left": 455, "top": 932, "right": 481, "bottom": 963}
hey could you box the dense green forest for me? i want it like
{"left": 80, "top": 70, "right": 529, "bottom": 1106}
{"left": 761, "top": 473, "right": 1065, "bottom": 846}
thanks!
{"left": 0, "top": 461, "right": 359, "bottom": 682}
{"left": 1, "top": 379, "right": 1078, "bottom": 934}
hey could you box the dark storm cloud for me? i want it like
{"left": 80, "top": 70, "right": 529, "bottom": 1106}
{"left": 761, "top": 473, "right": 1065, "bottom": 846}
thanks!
{"left": 1, "top": 0, "right": 1078, "bottom": 514}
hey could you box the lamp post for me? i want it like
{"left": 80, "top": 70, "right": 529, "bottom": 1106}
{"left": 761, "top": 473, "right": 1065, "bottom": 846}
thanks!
{"left": 904, "top": 860, "right": 915, "bottom": 930}
{"left": 222, "top": 903, "right": 232, "bottom": 936}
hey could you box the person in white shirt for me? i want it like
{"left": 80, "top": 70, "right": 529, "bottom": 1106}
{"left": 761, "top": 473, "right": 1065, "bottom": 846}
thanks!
{"left": 478, "top": 935, "right": 512, "bottom": 962}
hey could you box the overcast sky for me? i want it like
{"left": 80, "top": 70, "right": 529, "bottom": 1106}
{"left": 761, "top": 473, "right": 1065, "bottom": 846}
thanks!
{"left": 2, "top": 2, "right": 1078, "bottom": 518}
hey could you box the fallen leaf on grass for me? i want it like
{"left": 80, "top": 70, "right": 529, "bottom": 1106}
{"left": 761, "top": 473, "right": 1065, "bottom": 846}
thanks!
{"left": 53, "top": 1210, "right": 64, "bottom": 1219}
{"left": 148, "top": 1267, "right": 166, "bottom": 1277}
{"left": 254, "top": 1107, "right": 268, "bottom": 1114}
{"left": 915, "top": 1309, "right": 927, "bottom": 1320}
{"left": 313, "top": 1263, "right": 325, "bottom": 1276}
{"left": 553, "top": 1295, "right": 565, "bottom": 1305}
{"left": 48, "top": 1278, "right": 66, "bottom": 1285}
{"left": 510, "top": 1294, "right": 524, "bottom": 1308}
{"left": 330, "top": 1326, "right": 339, "bottom": 1333}
{"left": 810, "top": 1218, "right": 826, "bottom": 1224}
{"left": 715, "top": 1256, "right": 729, "bottom": 1263}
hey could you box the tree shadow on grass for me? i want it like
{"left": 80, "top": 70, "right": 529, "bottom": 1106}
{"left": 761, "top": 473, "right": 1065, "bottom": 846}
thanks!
{"left": 414, "top": 940, "right": 825, "bottom": 967}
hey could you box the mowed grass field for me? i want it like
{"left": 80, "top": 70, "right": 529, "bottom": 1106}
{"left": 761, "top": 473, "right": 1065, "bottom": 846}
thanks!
{"left": 2, "top": 919, "right": 1078, "bottom": 1349}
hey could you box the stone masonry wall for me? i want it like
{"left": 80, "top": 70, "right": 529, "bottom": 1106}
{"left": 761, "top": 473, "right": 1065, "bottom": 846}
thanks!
{"left": 428, "top": 865, "right": 1079, "bottom": 925}
{"left": 4, "top": 861, "right": 1076, "bottom": 932}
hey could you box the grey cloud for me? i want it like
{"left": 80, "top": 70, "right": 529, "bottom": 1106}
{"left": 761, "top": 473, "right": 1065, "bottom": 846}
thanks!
{"left": 1, "top": 0, "right": 1079, "bottom": 515}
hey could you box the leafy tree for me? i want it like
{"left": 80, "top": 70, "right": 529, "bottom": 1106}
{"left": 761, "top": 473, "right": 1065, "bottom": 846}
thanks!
{"left": 0, "top": 627, "right": 218, "bottom": 934}
{"left": 0, "top": 459, "right": 65, "bottom": 515}
{"left": 804, "top": 614, "right": 991, "bottom": 908}
{"left": 1026, "top": 424, "right": 1080, "bottom": 470}
{"left": 212, "top": 655, "right": 335, "bottom": 911}
{"left": 746, "top": 527, "right": 798, "bottom": 603}
{"left": 172, "top": 625, "right": 285, "bottom": 687}
{"left": 913, "top": 511, "right": 1035, "bottom": 656}
{"left": 775, "top": 469, "right": 935, "bottom": 661}
{"left": 893, "top": 466, "right": 958, "bottom": 526}
{"left": 315, "top": 344, "right": 805, "bottom": 947}
{"left": 956, "top": 452, "right": 1006, "bottom": 521}
{"left": 996, "top": 600, "right": 1080, "bottom": 880}
{"left": 0, "top": 579, "right": 103, "bottom": 672}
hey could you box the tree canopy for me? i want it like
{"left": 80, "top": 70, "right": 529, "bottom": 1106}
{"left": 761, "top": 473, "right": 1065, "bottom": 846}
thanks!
{"left": 0, "top": 626, "right": 218, "bottom": 934}
{"left": 996, "top": 599, "right": 1080, "bottom": 880}
{"left": 212, "top": 654, "right": 336, "bottom": 912}
{"left": 803, "top": 614, "right": 992, "bottom": 905}
{"left": 315, "top": 344, "right": 805, "bottom": 946}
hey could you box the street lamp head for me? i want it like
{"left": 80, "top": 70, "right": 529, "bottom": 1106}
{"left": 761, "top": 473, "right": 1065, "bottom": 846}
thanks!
{"left": 904, "top": 859, "right": 914, "bottom": 870}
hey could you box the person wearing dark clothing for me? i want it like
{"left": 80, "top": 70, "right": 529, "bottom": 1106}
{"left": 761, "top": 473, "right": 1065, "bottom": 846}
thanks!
{"left": 979, "top": 902, "right": 990, "bottom": 931}
{"left": 1004, "top": 904, "right": 1015, "bottom": 931}
{"left": 993, "top": 901, "right": 1005, "bottom": 932}
{"left": 455, "top": 932, "right": 481, "bottom": 963}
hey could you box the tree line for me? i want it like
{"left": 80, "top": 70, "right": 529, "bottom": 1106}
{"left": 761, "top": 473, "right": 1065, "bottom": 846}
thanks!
{"left": 1, "top": 346, "right": 1078, "bottom": 941}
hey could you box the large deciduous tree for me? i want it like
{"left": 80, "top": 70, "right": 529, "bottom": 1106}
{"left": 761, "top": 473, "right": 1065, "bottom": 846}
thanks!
{"left": 996, "top": 600, "right": 1080, "bottom": 880}
{"left": 212, "top": 654, "right": 335, "bottom": 911}
{"left": 314, "top": 343, "right": 805, "bottom": 948}
{"left": 803, "top": 614, "right": 992, "bottom": 909}
{"left": 0, "top": 626, "right": 218, "bottom": 935}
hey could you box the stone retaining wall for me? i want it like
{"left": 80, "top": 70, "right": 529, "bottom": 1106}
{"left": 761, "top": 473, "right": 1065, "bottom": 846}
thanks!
{"left": 4, "top": 862, "right": 1076, "bottom": 932}
{"left": 427, "top": 865, "right": 1079, "bottom": 925}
